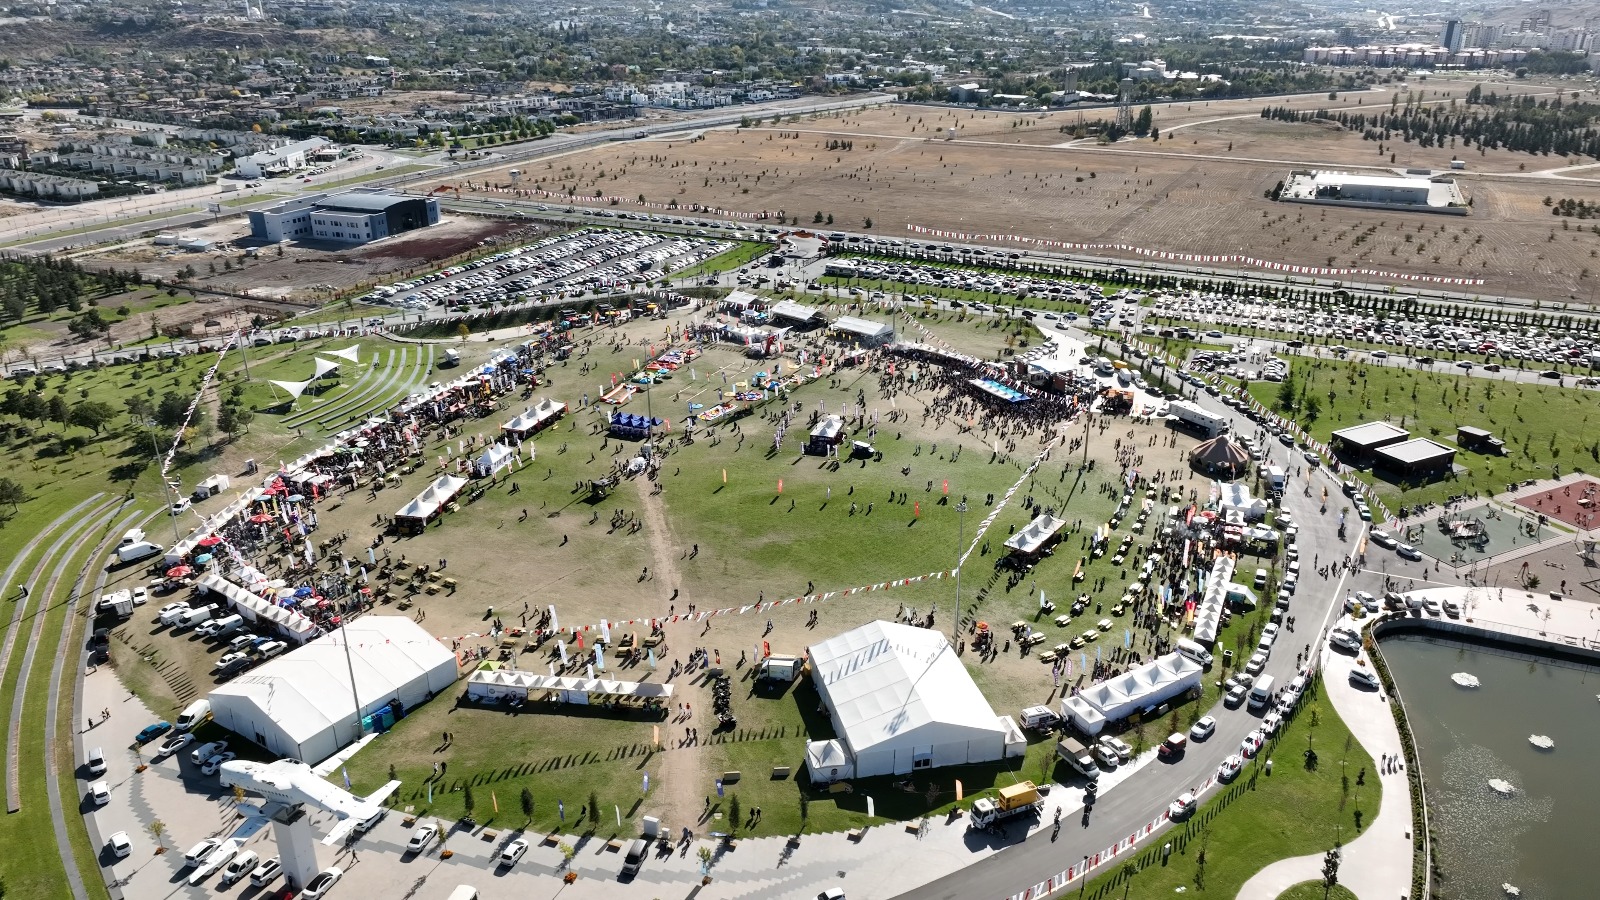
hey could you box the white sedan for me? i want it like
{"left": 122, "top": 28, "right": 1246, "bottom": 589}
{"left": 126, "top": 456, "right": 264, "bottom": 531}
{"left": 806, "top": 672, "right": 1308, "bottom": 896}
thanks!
{"left": 1239, "top": 730, "right": 1266, "bottom": 759}
{"left": 498, "top": 837, "right": 530, "bottom": 867}
{"left": 108, "top": 831, "right": 132, "bottom": 858}
{"left": 1189, "top": 716, "right": 1216, "bottom": 742}
{"left": 201, "top": 752, "right": 237, "bottom": 776}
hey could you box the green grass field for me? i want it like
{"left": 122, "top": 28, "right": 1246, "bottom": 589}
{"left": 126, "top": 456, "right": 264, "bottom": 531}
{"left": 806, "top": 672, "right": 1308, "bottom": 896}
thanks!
{"left": 1245, "top": 356, "right": 1600, "bottom": 505}
{"left": 672, "top": 241, "right": 773, "bottom": 280}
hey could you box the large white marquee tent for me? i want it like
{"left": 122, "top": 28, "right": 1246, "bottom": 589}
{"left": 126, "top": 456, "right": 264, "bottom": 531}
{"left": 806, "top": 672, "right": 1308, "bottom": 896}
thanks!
{"left": 208, "top": 615, "right": 458, "bottom": 764}
{"left": 804, "top": 621, "right": 1023, "bottom": 782}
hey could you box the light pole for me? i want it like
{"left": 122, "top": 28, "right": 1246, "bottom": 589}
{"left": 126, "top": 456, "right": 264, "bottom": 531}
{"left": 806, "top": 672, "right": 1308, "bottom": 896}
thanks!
{"left": 953, "top": 500, "right": 968, "bottom": 646}
{"left": 146, "top": 420, "right": 183, "bottom": 544}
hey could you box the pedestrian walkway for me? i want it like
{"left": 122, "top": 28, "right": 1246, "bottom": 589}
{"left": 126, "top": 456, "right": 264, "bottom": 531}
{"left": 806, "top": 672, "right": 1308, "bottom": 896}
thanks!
{"left": 1236, "top": 619, "right": 1412, "bottom": 900}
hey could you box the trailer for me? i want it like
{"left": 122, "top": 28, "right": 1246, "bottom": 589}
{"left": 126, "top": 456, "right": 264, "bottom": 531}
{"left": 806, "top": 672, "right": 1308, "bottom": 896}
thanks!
{"left": 1166, "top": 400, "right": 1229, "bottom": 438}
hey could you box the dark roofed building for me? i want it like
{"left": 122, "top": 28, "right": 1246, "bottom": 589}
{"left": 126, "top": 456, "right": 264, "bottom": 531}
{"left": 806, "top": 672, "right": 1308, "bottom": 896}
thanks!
{"left": 1456, "top": 426, "right": 1504, "bottom": 455}
{"left": 1330, "top": 421, "right": 1410, "bottom": 463}
{"left": 248, "top": 189, "right": 439, "bottom": 245}
{"left": 1373, "top": 438, "right": 1457, "bottom": 480}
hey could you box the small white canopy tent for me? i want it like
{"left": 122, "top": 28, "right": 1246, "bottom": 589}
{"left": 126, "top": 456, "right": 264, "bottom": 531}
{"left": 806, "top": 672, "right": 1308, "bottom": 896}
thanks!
{"left": 323, "top": 346, "right": 361, "bottom": 363}
{"left": 473, "top": 443, "right": 515, "bottom": 478}
{"left": 805, "top": 739, "right": 855, "bottom": 783}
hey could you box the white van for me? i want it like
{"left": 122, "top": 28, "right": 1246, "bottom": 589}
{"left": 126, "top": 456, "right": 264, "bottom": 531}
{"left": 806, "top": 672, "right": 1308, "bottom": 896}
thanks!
{"left": 158, "top": 604, "right": 191, "bottom": 626}
{"left": 116, "top": 540, "right": 165, "bottom": 564}
{"left": 175, "top": 699, "right": 211, "bottom": 732}
{"left": 447, "top": 887, "right": 480, "bottom": 900}
{"left": 176, "top": 605, "right": 215, "bottom": 631}
{"left": 1175, "top": 639, "right": 1213, "bottom": 667}
{"left": 1248, "top": 674, "right": 1276, "bottom": 710}
{"left": 199, "top": 614, "right": 244, "bottom": 638}
{"left": 86, "top": 746, "right": 106, "bottom": 776}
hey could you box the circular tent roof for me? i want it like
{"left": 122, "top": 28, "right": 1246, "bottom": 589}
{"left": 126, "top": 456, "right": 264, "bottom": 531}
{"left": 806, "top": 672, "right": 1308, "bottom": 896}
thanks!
{"left": 1189, "top": 435, "right": 1250, "bottom": 470}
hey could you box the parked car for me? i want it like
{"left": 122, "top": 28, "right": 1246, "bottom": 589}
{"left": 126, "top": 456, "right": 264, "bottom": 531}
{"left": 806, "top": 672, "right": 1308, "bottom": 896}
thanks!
{"left": 183, "top": 838, "right": 223, "bottom": 868}
{"left": 406, "top": 823, "right": 438, "bottom": 853}
{"left": 302, "top": 866, "right": 343, "bottom": 899}
{"left": 157, "top": 733, "right": 193, "bottom": 758}
{"left": 108, "top": 831, "right": 132, "bottom": 858}
{"left": 499, "top": 837, "right": 530, "bottom": 867}
{"left": 1217, "top": 754, "right": 1245, "bottom": 782}
{"left": 220, "top": 850, "right": 260, "bottom": 887}
{"left": 1168, "top": 792, "right": 1197, "bottom": 820}
{"left": 201, "top": 752, "right": 237, "bottom": 776}
{"left": 136, "top": 721, "right": 172, "bottom": 744}
{"left": 249, "top": 857, "right": 282, "bottom": 887}
{"left": 1189, "top": 715, "right": 1216, "bottom": 742}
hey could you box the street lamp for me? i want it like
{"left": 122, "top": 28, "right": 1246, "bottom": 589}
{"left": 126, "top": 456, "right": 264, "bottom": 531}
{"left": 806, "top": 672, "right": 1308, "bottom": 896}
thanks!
{"left": 953, "top": 500, "right": 968, "bottom": 646}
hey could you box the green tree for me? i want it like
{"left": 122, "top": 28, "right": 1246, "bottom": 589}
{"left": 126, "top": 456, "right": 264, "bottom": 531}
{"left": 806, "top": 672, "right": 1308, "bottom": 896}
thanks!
{"left": 1322, "top": 844, "right": 1341, "bottom": 899}
{"left": 520, "top": 787, "right": 534, "bottom": 824}
{"left": 587, "top": 790, "right": 599, "bottom": 825}
{"left": 218, "top": 403, "right": 253, "bottom": 441}
{"left": 463, "top": 784, "right": 475, "bottom": 818}
{"left": 728, "top": 794, "right": 742, "bottom": 836}
{"left": 1133, "top": 105, "right": 1154, "bottom": 137}
{"left": 0, "top": 477, "right": 25, "bottom": 513}
{"left": 66, "top": 400, "right": 116, "bottom": 434}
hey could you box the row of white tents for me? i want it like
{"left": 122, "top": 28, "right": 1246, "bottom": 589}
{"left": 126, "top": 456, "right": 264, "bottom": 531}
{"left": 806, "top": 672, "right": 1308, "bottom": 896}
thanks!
{"left": 465, "top": 669, "right": 675, "bottom": 705}
{"left": 395, "top": 474, "right": 469, "bottom": 527}
{"left": 196, "top": 571, "right": 319, "bottom": 644}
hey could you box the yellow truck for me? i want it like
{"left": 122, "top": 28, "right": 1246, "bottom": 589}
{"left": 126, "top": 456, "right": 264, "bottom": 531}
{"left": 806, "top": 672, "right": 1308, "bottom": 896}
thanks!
{"left": 969, "top": 781, "right": 1043, "bottom": 829}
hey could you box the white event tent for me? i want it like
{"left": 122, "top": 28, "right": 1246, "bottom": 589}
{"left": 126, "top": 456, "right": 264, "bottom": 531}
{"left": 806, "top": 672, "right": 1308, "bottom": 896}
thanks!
{"left": 208, "top": 615, "right": 458, "bottom": 764}
{"left": 502, "top": 399, "right": 567, "bottom": 438}
{"left": 1004, "top": 513, "right": 1067, "bottom": 556}
{"left": 196, "top": 571, "right": 318, "bottom": 644}
{"left": 1191, "top": 555, "right": 1233, "bottom": 647}
{"left": 804, "top": 621, "right": 1023, "bottom": 782}
{"left": 473, "top": 443, "right": 515, "bottom": 478}
{"left": 1060, "top": 653, "right": 1203, "bottom": 736}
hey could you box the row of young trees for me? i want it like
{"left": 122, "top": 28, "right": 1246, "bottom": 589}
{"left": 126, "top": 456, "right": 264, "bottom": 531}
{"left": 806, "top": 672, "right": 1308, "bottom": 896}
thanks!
{"left": 0, "top": 255, "right": 143, "bottom": 325}
{"left": 1260, "top": 95, "right": 1600, "bottom": 159}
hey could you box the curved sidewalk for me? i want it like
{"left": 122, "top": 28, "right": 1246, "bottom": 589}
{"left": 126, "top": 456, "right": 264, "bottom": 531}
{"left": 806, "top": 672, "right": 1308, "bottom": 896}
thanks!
{"left": 1236, "top": 621, "right": 1413, "bottom": 900}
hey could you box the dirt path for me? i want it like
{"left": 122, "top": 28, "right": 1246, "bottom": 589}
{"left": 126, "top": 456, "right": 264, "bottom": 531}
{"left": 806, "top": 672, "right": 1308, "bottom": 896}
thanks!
{"left": 634, "top": 476, "right": 703, "bottom": 829}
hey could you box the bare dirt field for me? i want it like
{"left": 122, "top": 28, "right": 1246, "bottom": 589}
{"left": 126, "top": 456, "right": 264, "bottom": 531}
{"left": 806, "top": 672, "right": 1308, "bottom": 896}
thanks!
{"left": 465, "top": 95, "right": 1600, "bottom": 302}
{"left": 82, "top": 215, "right": 546, "bottom": 302}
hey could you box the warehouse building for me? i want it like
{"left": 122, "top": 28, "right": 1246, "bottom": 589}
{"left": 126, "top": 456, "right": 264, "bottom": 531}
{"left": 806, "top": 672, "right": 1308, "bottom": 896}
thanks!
{"left": 1280, "top": 170, "right": 1468, "bottom": 214}
{"left": 248, "top": 190, "right": 440, "bottom": 245}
